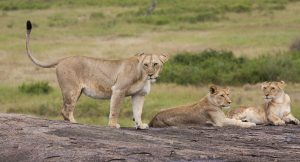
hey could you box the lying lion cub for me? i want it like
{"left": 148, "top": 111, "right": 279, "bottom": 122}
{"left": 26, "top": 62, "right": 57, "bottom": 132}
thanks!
{"left": 25, "top": 21, "right": 168, "bottom": 129}
{"left": 227, "top": 81, "right": 300, "bottom": 125}
{"left": 149, "top": 85, "right": 256, "bottom": 128}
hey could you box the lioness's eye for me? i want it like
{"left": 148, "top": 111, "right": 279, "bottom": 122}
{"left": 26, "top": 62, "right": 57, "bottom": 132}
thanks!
{"left": 144, "top": 63, "right": 148, "bottom": 67}
{"left": 271, "top": 87, "right": 275, "bottom": 90}
{"left": 153, "top": 63, "right": 158, "bottom": 66}
{"left": 221, "top": 95, "right": 224, "bottom": 97}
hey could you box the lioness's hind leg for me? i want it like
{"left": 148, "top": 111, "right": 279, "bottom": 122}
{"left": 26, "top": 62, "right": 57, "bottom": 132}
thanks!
{"left": 61, "top": 89, "right": 82, "bottom": 123}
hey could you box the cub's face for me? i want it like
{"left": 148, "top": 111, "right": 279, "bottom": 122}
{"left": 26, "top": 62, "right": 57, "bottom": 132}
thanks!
{"left": 208, "top": 85, "right": 232, "bottom": 109}
{"left": 137, "top": 53, "right": 168, "bottom": 83}
{"left": 261, "top": 81, "right": 285, "bottom": 100}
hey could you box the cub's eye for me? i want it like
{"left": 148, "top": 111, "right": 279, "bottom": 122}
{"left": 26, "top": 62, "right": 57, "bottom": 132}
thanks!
{"left": 144, "top": 63, "right": 148, "bottom": 67}
{"left": 271, "top": 87, "right": 275, "bottom": 90}
{"left": 263, "top": 87, "right": 267, "bottom": 89}
{"left": 153, "top": 63, "right": 158, "bottom": 66}
{"left": 220, "top": 95, "right": 224, "bottom": 97}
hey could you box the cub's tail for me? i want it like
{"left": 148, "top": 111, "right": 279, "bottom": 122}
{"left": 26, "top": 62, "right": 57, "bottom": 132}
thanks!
{"left": 26, "top": 20, "right": 59, "bottom": 68}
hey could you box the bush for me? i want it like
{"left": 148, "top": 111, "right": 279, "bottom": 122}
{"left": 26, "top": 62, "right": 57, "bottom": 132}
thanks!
{"left": 18, "top": 81, "right": 53, "bottom": 95}
{"left": 159, "top": 50, "right": 300, "bottom": 86}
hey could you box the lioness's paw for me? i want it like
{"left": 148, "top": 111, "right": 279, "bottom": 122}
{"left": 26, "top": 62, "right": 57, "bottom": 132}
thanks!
{"left": 135, "top": 123, "right": 149, "bottom": 130}
{"left": 274, "top": 120, "right": 285, "bottom": 126}
{"left": 293, "top": 119, "right": 300, "bottom": 125}
{"left": 108, "top": 123, "right": 120, "bottom": 128}
{"left": 243, "top": 122, "right": 256, "bottom": 128}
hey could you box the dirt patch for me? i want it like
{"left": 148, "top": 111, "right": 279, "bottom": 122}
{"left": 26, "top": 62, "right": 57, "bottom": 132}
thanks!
{"left": 0, "top": 113, "right": 300, "bottom": 161}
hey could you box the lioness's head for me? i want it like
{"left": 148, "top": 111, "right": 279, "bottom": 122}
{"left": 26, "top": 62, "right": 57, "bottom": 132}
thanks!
{"left": 208, "top": 85, "right": 231, "bottom": 109}
{"left": 261, "top": 81, "right": 285, "bottom": 100}
{"left": 136, "top": 53, "right": 169, "bottom": 82}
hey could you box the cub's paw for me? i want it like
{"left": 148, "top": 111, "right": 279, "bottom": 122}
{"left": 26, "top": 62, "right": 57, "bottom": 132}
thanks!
{"left": 108, "top": 123, "right": 120, "bottom": 128}
{"left": 135, "top": 123, "right": 149, "bottom": 130}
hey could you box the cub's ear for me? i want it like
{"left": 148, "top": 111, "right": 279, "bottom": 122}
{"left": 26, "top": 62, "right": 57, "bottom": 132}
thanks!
{"left": 261, "top": 81, "right": 268, "bottom": 90}
{"left": 209, "top": 85, "right": 218, "bottom": 94}
{"left": 277, "top": 80, "right": 286, "bottom": 89}
{"left": 159, "top": 54, "right": 169, "bottom": 63}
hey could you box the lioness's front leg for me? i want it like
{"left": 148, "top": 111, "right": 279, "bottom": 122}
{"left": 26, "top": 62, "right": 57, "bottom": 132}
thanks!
{"left": 210, "top": 111, "right": 255, "bottom": 128}
{"left": 132, "top": 95, "right": 148, "bottom": 129}
{"left": 283, "top": 112, "right": 300, "bottom": 125}
{"left": 223, "top": 118, "right": 256, "bottom": 128}
{"left": 108, "top": 88, "right": 125, "bottom": 128}
{"left": 268, "top": 113, "right": 285, "bottom": 126}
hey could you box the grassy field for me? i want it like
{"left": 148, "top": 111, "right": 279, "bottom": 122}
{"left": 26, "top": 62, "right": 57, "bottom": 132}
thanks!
{"left": 1, "top": 0, "right": 300, "bottom": 126}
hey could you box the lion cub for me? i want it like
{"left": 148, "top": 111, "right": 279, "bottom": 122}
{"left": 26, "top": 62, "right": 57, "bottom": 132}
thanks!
{"left": 228, "top": 81, "right": 300, "bottom": 126}
{"left": 149, "top": 85, "right": 256, "bottom": 128}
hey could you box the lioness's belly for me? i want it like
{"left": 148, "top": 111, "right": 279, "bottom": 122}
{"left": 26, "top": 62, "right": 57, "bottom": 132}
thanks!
{"left": 83, "top": 87, "right": 112, "bottom": 99}
{"left": 82, "top": 80, "right": 150, "bottom": 99}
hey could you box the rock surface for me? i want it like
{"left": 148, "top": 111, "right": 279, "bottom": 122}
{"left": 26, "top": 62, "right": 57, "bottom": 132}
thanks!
{"left": 1, "top": 113, "right": 300, "bottom": 161}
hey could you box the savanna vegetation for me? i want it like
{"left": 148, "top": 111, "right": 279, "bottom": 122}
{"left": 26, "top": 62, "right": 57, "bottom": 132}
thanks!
{"left": 160, "top": 50, "right": 300, "bottom": 85}
{"left": 1, "top": 0, "right": 300, "bottom": 126}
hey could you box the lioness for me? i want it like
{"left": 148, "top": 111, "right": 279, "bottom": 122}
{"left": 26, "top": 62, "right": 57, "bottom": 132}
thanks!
{"left": 227, "top": 81, "right": 300, "bottom": 126}
{"left": 149, "top": 85, "right": 256, "bottom": 128}
{"left": 25, "top": 21, "right": 168, "bottom": 129}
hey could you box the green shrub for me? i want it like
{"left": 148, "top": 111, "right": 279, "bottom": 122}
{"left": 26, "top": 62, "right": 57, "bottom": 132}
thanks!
{"left": 18, "top": 81, "right": 53, "bottom": 95}
{"left": 159, "top": 50, "right": 300, "bottom": 86}
{"left": 226, "top": 3, "right": 252, "bottom": 13}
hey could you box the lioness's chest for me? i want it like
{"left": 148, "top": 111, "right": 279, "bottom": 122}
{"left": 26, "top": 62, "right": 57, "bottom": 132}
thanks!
{"left": 272, "top": 103, "right": 291, "bottom": 118}
{"left": 127, "top": 80, "right": 151, "bottom": 96}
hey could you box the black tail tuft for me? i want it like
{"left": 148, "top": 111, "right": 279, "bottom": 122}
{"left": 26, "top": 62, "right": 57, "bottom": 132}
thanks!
{"left": 26, "top": 20, "right": 32, "bottom": 30}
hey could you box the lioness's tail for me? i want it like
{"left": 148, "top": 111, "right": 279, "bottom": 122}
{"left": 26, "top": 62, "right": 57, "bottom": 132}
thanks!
{"left": 26, "top": 20, "right": 58, "bottom": 68}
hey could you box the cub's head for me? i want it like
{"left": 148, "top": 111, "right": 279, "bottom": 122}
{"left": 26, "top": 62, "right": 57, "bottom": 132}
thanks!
{"left": 136, "top": 53, "right": 169, "bottom": 83}
{"left": 208, "top": 85, "right": 231, "bottom": 109}
{"left": 261, "top": 81, "right": 285, "bottom": 100}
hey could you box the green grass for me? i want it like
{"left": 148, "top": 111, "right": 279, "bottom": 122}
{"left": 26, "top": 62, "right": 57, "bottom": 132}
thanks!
{"left": 0, "top": 83, "right": 204, "bottom": 126}
{"left": 1, "top": 83, "right": 300, "bottom": 126}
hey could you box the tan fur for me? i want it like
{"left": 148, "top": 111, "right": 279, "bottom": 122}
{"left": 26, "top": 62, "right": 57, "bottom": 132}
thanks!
{"left": 149, "top": 86, "right": 256, "bottom": 128}
{"left": 26, "top": 22, "right": 168, "bottom": 129}
{"left": 228, "top": 81, "right": 300, "bottom": 125}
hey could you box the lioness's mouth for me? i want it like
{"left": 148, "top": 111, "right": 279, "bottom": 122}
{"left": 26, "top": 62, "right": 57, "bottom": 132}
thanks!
{"left": 264, "top": 97, "right": 272, "bottom": 100}
{"left": 222, "top": 106, "right": 231, "bottom": 110}
{"left": 147, "top": 76, "right": 158, "bottom": 80}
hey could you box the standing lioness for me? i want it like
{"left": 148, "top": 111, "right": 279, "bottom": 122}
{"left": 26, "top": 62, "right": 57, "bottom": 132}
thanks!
{"left": 149, "top": 85, "right": 256, "bottom": 128}
{"left": 228, "top": 81, "right": 300, "bottom": 126}
{"left": 25, "top": 21, "right": 168, "bottom": 129}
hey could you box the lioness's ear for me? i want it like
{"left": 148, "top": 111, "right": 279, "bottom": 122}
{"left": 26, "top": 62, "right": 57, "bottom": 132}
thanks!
{"left": 261, "top": 82, "right": 268, "bottom": 90}
{"left": 158, "top": 54, "right": 169, "bottom": 63}
{"left": 135, "top": 52, "right": 144, "bottom": 56}
{"left": 209, "top": 85, "right": 218, "bottom": 94}
{"left": 135, "top": 52, "right": 146, "bottom": 62}
{"left": 277, "top": 80, "right": 286, "bottom": 89}
{"left": 225, "top": 87, "right": 230, "bottom": 94}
